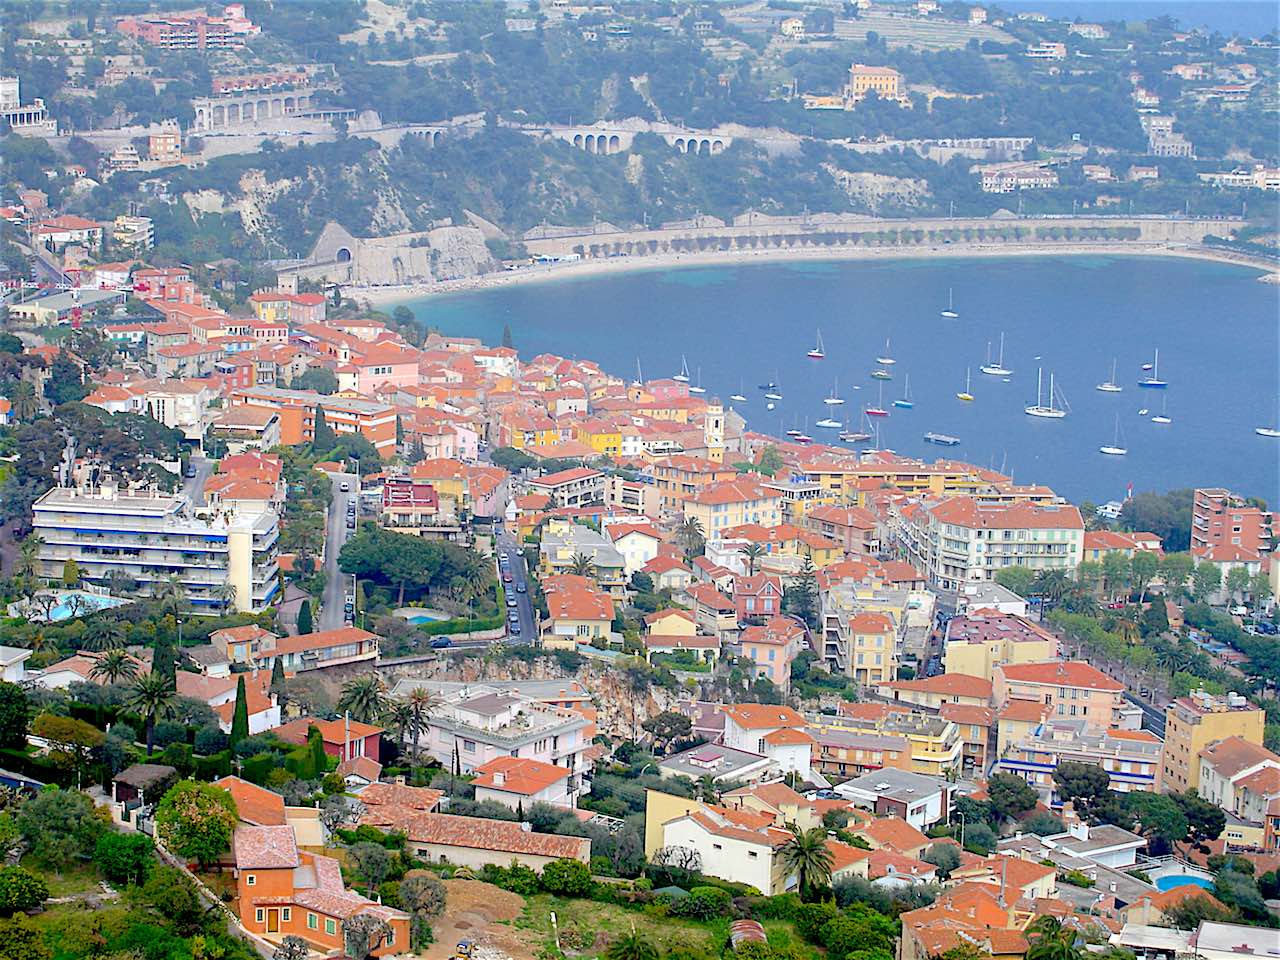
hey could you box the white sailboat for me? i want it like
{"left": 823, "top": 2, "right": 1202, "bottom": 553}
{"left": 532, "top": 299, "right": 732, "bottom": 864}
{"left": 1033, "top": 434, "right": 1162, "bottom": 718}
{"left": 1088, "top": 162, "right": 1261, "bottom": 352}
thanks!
{"left": 796, "top": 417, "right": 813, "bottom": 444}
{"left": 689, "top": 367, "right": 706, "bottom": 394}
{"left": 673, "top": 355, "right": 690, "bottom": 383}
{"left": 1257, "top": 427, "right": 1280, "bottom": 438}
{"left": 956, "top": 367, "right": 974, "bottom": 402}
{"left": 816, "top": 411, "right": 843, "bottom": 429}
{"left": 1100, "top": 414, "right": 1128, "bottom": 455}
{"left": 1096, "top": 358, "right": 1122, "bottom": 393}
{"left": 841, "top": 411, "right": 874, "bottom": 443}
{"left": 876, "top": 337, "right": 896, "bottom": 366}
{"left": 764, "top": 371, "right": 782, "bottom": 401}
{"left": 1025, "top": 368, "right": 1068, "bottom": 419}
{"left": 866, "top": 382, "right": 889, "bottom": 417}
{"left": 632, "top": 357, "right": 644, "bottom": 388}
{"left": 1138, "top": 348, "right": 1167, "bottom": 388}
{"left": 1151, "top": 396, "right": 1172, "bottom": 424}
{"left": 824, "top": 378, "right": 846, "bottom": 406}
{"left": 894, "top": 374, "right": 914, "bottom": 409}
{"left": 730, "top": 377, "right": 747, "bottom": 403}
{"left": 940, "top": 287, "right": 959, "bottom": 319}
{"left": 807, "top": 329, "right": 826, "bottom": 360}
{"left": 979, "top": 332, "right": 1012, "bottom": 377}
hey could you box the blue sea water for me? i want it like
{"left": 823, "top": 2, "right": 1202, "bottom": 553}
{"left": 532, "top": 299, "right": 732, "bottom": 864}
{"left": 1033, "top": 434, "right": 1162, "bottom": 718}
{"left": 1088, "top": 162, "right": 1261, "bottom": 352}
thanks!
{"left": 401, "top": 255, "right": 1280, "bottom": 505}
{"left": 998, "top": 0, "right": 1278, "bottom": 36}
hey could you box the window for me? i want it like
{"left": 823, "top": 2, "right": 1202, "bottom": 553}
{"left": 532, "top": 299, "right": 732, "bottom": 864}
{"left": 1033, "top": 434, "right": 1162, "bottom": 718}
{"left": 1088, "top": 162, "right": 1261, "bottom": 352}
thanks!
{"left": 713, "top": 843, "right": 723, "bottom": 851}
{"left": 246, "top": 875, "right": 256, "bottom": 886}
{"left": 386, "top": 928, "right": 395, "bottom": 946}
{"left": 255, "top": 909, "right": 264, "bottom": 923}
{"left": 308, "top": 913, "right": 318, "bottom": 930}
{"left": 282, "top": 908, "right": 291, "bottom": 922}
{"left": 325, "top": 918, "right": 337, "bottom": 935}
{"left": 748, "top": 851, "right": 759, "bottom": 859}
{"left": 463, "top": 739, "right": 476, "bottom": 752}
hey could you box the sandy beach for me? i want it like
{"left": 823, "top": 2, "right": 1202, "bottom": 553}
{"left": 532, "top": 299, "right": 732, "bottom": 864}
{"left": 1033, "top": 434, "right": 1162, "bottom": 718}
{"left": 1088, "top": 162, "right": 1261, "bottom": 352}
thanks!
{"left": 348, "top": 240, "right": 1279, "bottom": 308}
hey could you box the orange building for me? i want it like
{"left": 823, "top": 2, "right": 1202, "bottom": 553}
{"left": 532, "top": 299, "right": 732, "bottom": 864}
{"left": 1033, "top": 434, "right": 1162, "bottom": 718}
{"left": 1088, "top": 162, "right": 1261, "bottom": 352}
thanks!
{"left": 233, "top": 825, "right": 409, "bottom": 954}
{"left": 229, "top": 386, "right": 398, "bottom": 456}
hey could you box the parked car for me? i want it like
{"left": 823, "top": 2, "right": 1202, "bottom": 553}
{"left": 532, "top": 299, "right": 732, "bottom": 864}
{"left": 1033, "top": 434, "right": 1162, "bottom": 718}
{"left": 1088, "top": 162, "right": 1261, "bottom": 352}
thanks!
{"left": 516, "top": 583, "right": 527, "bottom": 593}
{"left": 339, "top": 482, "right": 350, "bottom": 492}
{"left": 503, "top": 573, "right": 512, "bottom": 583}
{"left": 430, "top": 637, "right": 453, "bottom": 649}
{"left": 506, "top": 596, "right": 517, "bottom": 607}
{"left": 184, "top": 463, "right": 197, "bottom": 478}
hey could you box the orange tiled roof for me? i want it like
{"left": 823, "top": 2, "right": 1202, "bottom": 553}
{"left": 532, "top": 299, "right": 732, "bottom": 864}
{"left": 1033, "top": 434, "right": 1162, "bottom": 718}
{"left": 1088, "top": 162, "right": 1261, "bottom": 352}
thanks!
{"left": 997, "top": 661, "right": 1123, "bottom": 692}
{"left": 472, "top": 757, "right": 570, "bottom": 796}
{"left": 722, "top": 704, "right": 807, "bottom": 730}
{"left": 883, "top": 673, "right": 993, "bottom": 700}
{"left": 215, "top": 775, "right": 286, "bottom": 826}
{"left": 856, "top": 816, "right": 930, "bottom": 854}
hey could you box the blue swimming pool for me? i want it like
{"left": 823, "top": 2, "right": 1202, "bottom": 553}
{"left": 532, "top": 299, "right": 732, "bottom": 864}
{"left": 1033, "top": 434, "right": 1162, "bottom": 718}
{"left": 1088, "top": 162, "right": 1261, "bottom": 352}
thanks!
{"left": 404, "top": 612, "right": 447, "bottom": 624}
{"left": 1155, "top": 875, "right": 1214, "bottom": 892}
{"left": 46, "top": 591, "right": 130, "bottom": 622}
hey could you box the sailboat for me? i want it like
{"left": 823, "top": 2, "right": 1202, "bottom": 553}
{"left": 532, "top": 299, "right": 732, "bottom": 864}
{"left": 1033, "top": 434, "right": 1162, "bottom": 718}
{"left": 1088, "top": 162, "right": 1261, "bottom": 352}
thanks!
{"left": 816, "top": 409, "right": 843, "bottom": 429}
{"left": 893, "top": 374, "right": 914, "bottom": 409}
{"left": 1151, "top": 397, "right": 1172, "bottom": 424}
{"left": 876, "top": 338, "right": 896, "bottom": 366}
{"left": 841, "top": 410, "right": 874, "bottom": 442}
{"left": 796, "top": 418, "right": 813, "bottom": 444}
{"left": 824, "top": 378, "right": 846, "bottom": 406}
{"left": 807, "top": 329, "right": 826, "bottom": 360}
{"left": 764, "top": 371, "right": 782, "bottom": 401}
{"left": 979, "top": 333, "right": 1012, "bottom": 377}
{"left": 1100, "top": 414, "right": 1128, "bottom": 456}
{"left": 689, "top": 367, "right": 706, "bottom": 395}
{"left": 1025, "top": 368, "right": 1068, "bottom": 419}
{"left": 940, "top": 287, "right": 959, "bottom": 319}
{"left": 871, "top": 366, "right": 893, "bottom": 380}
{"left": 729, "top": 378, "right": 747, "bottom": 403}
{"left": 632, "top": 357, "right": 644, "bottom": 388}
{"left": 786, "top": 415, "right": 802, "bottom": 438}
{"left": 956, "top": 368, "right": 974, "bottom": 402}
{"left": 673, "top": 355, "right": 690, "bottom": 383}
{"left": 866, "top": 382, "right": 889, "bottom": 417}
{"left": 1257, "top": 427, "right": 1280, "bottom": 438}
{"left": 1096, "top": 358, "right": 1122, "bottom": 393}
{"left": 1138, "top": 348, "right": 1168, "bottom": 388}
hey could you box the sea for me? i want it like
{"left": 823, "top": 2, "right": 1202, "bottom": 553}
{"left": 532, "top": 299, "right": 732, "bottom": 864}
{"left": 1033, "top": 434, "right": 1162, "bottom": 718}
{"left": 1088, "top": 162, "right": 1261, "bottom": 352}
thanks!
{"left": 997, "top": 1, "right": 1278, "bottom": 36}
{"left": 399, "top": 256, "right": 1280, "bottom": 505}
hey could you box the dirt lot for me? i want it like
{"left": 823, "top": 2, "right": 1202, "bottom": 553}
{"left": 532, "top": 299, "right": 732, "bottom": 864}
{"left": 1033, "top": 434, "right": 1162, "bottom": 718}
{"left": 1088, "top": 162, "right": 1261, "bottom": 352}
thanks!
{"left": 424, "top": 879, "right": 539, "bottom": 960}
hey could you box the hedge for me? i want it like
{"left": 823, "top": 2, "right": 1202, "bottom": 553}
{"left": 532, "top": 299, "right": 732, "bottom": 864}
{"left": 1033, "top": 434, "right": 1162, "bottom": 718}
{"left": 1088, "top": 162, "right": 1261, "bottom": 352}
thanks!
{"left": 417, "top": 614, "right": 506, "bottom": 637}
{"left": 0, "top": 747, "right": 76, "bottom": 787}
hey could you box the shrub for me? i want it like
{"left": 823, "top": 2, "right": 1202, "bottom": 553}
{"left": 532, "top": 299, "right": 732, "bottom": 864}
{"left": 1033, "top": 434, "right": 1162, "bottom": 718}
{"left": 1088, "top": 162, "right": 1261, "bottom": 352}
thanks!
{"left": 795, "top": 901, "right": 838, "bottom": 941}
{"left": 194, "top": 725, "right": 228, "bottom": 755}
{"left": 670, "top": 885, "right": 731, "bottom": 920}
{"left": 1062, "top": 870, "right": 1095, "bottom": 888}
{"left": 541, "top": 858, "right": 592, "bottom": 896}
{"left": 94, "top": 832, "right": 153, "bottom": 885}
{"left": 480, "top": 862, "right": 540, "bottom": 895}
{"left": 753, "top": 892, "right": 801, "bottom": 920}
{"left": 0, "top": 866, "right": 47, "bottom": 916}
{"left": 152, "top": 721, "right": 188, "bottom": 749}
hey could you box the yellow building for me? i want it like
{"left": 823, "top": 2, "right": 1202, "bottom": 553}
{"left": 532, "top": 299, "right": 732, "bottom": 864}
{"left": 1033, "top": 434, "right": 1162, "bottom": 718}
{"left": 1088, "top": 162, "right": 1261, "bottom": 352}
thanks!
{"left": 573, "top": 418, "right": 622, "bottom": 457}
{"left": 845, "top": 612, "right": 898, "bottom": 686}
{"left": 683, "top": 479, "right": 783, "bottom": 538}
{"left": 1161, "top": 689, "right": 1266, "bottom": 794}
{"left": 809, "top": 711, "right": 963, "bottom": 778}
{"left": 848, "top": 63, "right": 905, "bottom": 103}
{"left": 942, "top": 612, "right": 1058, "bottom": 682}
{"left": 644, "top": 789, "right": 707, "bottom": 858}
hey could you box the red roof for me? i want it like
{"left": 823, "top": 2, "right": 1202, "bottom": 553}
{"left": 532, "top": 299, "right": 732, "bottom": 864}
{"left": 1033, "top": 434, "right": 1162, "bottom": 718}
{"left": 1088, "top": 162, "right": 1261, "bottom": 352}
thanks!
{"left": 997, "top": 661, "right": 1123, "bottom": 692}
{"left": 882, "top": 673, "right": 993, "bottom": 700}
{"left": 723, "top": 704, "right": 807, "bottom": 730}
{"left": 472, "top": 757, "right": 570, "bottom": 796}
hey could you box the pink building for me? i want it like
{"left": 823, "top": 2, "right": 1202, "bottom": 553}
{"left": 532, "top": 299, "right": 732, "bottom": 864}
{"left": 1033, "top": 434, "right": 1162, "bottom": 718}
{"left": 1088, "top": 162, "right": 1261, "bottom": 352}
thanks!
{"left": 992, "top": 661, "right": 1125, "bottom": 732}
{"left": 739, "top": 616, "right": 806, "bottom": 693}
{"left": 735, "top": 573, "right": 783, "bottom": 621}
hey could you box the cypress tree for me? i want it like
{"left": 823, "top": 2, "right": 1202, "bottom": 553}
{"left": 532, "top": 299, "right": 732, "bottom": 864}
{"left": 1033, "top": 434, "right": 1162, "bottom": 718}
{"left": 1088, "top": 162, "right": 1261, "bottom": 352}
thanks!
{"left": 308, "top": 724, "right": 327, "bottom": 779}
{"left": 229, "top": 675, "right": 249, "bottom": 748}
{"left": 296, "top": 599, "right": 313, "bottom": 635}
{"left": 153, "top": 635, "right": 177, "bottom": 686}
{"left": 270, "top": 657, "right": 287, "bottom": 710}
{"left": 313, "top": 405, "right": 335, "bottom": 451}
{"left": 501, "top": 323, "right": 513, "bottom": 350}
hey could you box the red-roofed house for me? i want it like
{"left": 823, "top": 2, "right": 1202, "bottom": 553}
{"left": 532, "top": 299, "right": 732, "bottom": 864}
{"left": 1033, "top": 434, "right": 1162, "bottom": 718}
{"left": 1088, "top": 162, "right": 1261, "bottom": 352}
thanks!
{"left": 684, "top": 479, "right": 783, "bottom": 536}
{"left": 1198, "top": 737, "right": 1280, "bottom": 825}
{"left": 803, "top": 505, "right": 880, "bottom": 555}
{"left": 735, "top": 572, "right": 783, "bottom": 621}
{"left": 272, "top": 717, "right": 384, "bottom": 763}
{"left": 877, "top": 673, "right": 993, "bottom": 709}
{"left": 542, "top": 574, "right": 615, "bottom": 649}
{"left": 683, "top": 582, "right": 739, "bottom": 641}
{"left": 527, "top": 468, "right": 605, "bottom": 508}
{"left": 993, "top": 661, "right": 1125, "bottom": 732}
{"left": 642, "top": 554, "right": 693, "bottom": 592}
{"left": 739, "top": 616, "right": 806, "bottom": 693}
{"left": 473, "top": 756, "right": 578, "bottom": 810}
{"left": 722, "top": 704, "right": 814, "bottom": 779}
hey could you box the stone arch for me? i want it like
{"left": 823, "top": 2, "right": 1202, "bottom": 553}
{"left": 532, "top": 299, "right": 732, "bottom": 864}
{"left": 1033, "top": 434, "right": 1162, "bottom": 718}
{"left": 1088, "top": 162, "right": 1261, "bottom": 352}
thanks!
{"left": 228, "top": 102, "right": 241, "bottom": 123}
{"left": 675, "top": 138, "right": 686, "bottom": 152}
{"left": 336, "top": 247, "right": 353, "bottom": 264}
{"left": 701, "top": 139, "right": 711, "bottom": 154}
{"left": 432, "top": 130, "right": 442, "bottom": 146}
{"left": 213, "top": 104, "right": 225, "bottom": 126}
{"left": 272, "top": 98, "right": 283, "bottom": 117}
{"left": 284, "top": 96, "right": 296, "bottom": 112}
{"left": 244, "top": 101, "right": 255, "bottom": 121}
{"left": 609, "top": 134, "right": 620, "bottom": 153}
{"left": 573, "top": 133, "right": 583, "bottom": 149}
{"left": 712, "top": 139, "right": 724, "bottom": 154}
{"left": 257, "top": 99, "right": 270, "bottom": 121}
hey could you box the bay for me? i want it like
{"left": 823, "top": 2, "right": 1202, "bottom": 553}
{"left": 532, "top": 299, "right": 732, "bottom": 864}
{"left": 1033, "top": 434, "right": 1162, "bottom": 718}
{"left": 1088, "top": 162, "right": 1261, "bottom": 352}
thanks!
{"left": 400, "top": 255, "right": 1279, "bottom": 505}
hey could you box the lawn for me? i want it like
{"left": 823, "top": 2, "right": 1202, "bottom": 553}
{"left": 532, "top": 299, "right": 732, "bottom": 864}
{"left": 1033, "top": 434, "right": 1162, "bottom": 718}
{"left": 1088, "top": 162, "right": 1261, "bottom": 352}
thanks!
{"left": 512, "top": 895, "right": 821, "bottom": 960}
{"left": 22, "top": 856, "right": 101, "bottom": 898}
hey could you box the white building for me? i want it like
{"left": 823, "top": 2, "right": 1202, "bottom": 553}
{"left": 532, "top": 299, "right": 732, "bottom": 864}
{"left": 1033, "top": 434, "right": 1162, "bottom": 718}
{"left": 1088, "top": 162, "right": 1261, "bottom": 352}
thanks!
{"left": 0, "top": 76, "right": 57, "bottom": 135}
{"left": 660, "top": 804, "right": 794, "bottom": 895}
{"left": 721, "top": 704, "right": 816, "bottom": 780}
{"left": 32, "top": 482, "right": 279, "bottom": 613}
{"left": 472, "top": 756, "right": 579, "bottom": 810}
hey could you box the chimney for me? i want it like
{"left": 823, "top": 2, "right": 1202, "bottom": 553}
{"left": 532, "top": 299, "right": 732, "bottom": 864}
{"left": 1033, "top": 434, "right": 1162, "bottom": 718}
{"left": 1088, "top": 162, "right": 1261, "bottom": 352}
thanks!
{"left": 1069, "top": 821, "right": 1090, "bottom": 841}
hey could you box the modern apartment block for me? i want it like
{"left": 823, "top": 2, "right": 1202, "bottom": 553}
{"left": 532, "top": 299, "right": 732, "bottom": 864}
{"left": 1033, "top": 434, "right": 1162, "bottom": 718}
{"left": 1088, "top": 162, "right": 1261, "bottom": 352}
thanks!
{"left": 33, "top": 483, "right": 279, "bottom": 613}
{"left": 1190, "top": 488, "right": 1273, "bottom": 561}
{"left": 1161, "top": 689, "right": 1266, "bottom": 794}
{"left": 996, "top": 719, "right": 1164, "bottom": 798}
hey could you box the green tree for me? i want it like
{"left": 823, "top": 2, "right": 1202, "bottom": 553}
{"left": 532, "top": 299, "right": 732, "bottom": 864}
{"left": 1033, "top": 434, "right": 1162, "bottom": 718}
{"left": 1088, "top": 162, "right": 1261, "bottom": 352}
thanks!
{"left": 45, "top": 351, "right": 87, "bottom": 405}
{"left": 32, "top": 712, "right": 104, "bottom": 779}
{"left": 229, "top": 675, "right": 250, "bottom": 748}
{"left": 1122, "top": 791, "right": 1188, "bottom": 854}
{"left": 1192, "top": 562, "right": 1221, "bottom": 602}
{"left": 1224, "top": 565, "right": 1250, "bottom": 603}
{"left": 780, "top": 826, "right": 835, "bottom": 900}
{"left": 605, "top": 928, "right": 659, "bottom": 960}
{"left": 1101, "top": 551, "right": 1130, "bottom": 599}
{"left": 1130, "top": 551, "right": 1160, "bottom": 602}
{"left": 350, "top": 841, "right": 391, "bottom": 896}
{"left": 337, "top": 674, "right": 389, "bottom": 723}
{"left": 296, "top": 598, "right": 313, "bottom": 634}
{"left": 17, "top": 788, "right": 104, "bottom": 871}
{"left": 308, "top": 724, "right": 328, "bottom": 779}
{"left": 1139, "top": 601, "right": 1169, "bottom": 639}
{"left": 987, "top": 773, "right": 1038, "bottom": 820}
{"left": 274, "top": 936, "right": 313, "bottom": 960}
{"left": 740, "top": 542, "right": 767, "bottom": 575}
{"left": 154, "top": 780, "right": 238, "bottom": 869}
{"left": 291, "top": 367, "right": 338, "bottom": 394}
{"left": 127, "top": 671, "right": 176, "bottom": 755}
{"left": 1160, "top": 552, "right": 1194, "bottom": 598}
{"left": 1052, "top": 761, "right": 1113, "bottom": 820}
{"left": 270, "top": 657, "right": 288, "bottom": 711}
{"left": 0, "top": 684, "right": 29, "bottom": 751}
{"left": 0, "top": 915, "right": 49, "bottom": 960}
{"left": 785, "top": 555, "right": 819, "bottom": 629}
{"left": 313, "top": 405, "right": 336, "bottom": 451}
{"left": 568, "top": 553, "right": 597, "bottom": 578}
{"left": 501, "top": 323, "right": 513, "bottom": 349}
{"left": 640, "top": 710, "right": 692, "bottom": 751}
{"left": 93, "top": 832, "right": 153, "bottom": 885}
{"left": 922, "top": 842, "right": 962, "bottom": 879}
{"left": 1025, "top": 916, "right": 1081, "bottom": 960}
{"left": 0, "top": 867, "right": 47, "bottom": 916}
{"left": 995, "top": 566, "right": 1036, "bottom": 597}
{"left": 540, "top": 858, "right": 592, "bottom": 896}
{"left": 62, "top": 557, "right": 81, "bottom": 588}
{"left": 676, "top": 516, "right": 705, "bottom": 558}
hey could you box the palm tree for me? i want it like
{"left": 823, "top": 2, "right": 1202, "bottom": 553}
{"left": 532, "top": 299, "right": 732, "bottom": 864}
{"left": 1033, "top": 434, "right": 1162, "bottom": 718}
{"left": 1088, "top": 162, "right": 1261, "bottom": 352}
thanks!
{"left": 16, "top": 534, "right": 42, "bottom": 581}
{"left": 127, "top": 672, "right": 176, "bottom": 756}
{"left": 90, "top": 648, "right": 138, "bottom": 685}
{"left": 83, "top": 618, "right": 127, "bottom": 652}
{"left": 337, "top": 674, "right": 388, "bottom": 724}
{"left": 384, "top": 701, "right": 414, "bottom": 757}
{"left": 568, "top": 553, "right": 597, "bottom": 579}
{"left": 677, "top": 517, "right": 705, "bottom": 559}
{"left": 8, "top": 382, "right": 38, "bottom": 422}
{"left": 153, "top": 574, "right": 186, "bottom": 618}
{"left": 605, "top": 927, "right": 658, "bottom": 960}
{"left": 214, "top": 582, "right": 237, "bottom": 615}
{"left": 740, "top": 543, "right": 767, "bottom": 576}
{"left": 1025, "top": 916, "right": 1081, "bottom": 960}
{"left": 1034, "top": 569, "right": 1071, "bottom": 610}
{"left": 407, "top": 688, "right": 436, "bottom": 773}
{"left": 779, "top": 826, "right": 835, "bottom": 900}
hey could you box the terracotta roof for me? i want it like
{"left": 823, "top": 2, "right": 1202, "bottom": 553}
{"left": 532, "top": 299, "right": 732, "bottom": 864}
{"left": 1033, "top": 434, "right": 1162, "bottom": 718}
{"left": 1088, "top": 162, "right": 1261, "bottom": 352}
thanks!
{"left": 358, "top": 782, "right": 443, "bottom": 811}
{"left": 723, "top": 780, "right": 807, "bottom": 811}
{"left": 472, "top": 757, "right": 570, "bottom": 796}
{"left": 867, "top": 848, "right": 936, "bottom": 881}
{"left": 529, "top": 467, "right": 602, "bottom": 487}
{"left": 215, "top": 776, "right": 287, "bottom": 826}
{"left": 645, "top": 608, "right": 695, "bottom": 626}
{"left": 826, "top": 838, "right": 873, "bottom": 873}
{"left": 689, "top": 478, "right": 773, "bottom": 506}
{"left": 847, "top": 612, "right": 895, "bottom": 634}
{"left": 272, "top": 716, "right": 384, "bottom": 746}
{"left": 763, "top": 727, "right": 814, "bottom": 746}
{"left": 1199, "top": 736, "right": 1280, "bottom": 779}
{"left": 739, "top": 616, "right": 805, "bottom": 648}
{"left": 882, "top": 673, "right": 993, "bottom": 700}
{"left": 856, "top": 816, "right": 930, "bottom": 854}
{"left": 997, "top": 661, "right": 1123, "bottom": 692}
{"left": 940, "top": 703, "right": 996, "bottom": 727}
{"left": 361, "top": 811, "right": 588, "bottom": 859}
{"left": 928, "top": 497, "right": 1083, "bottom": 531}
{"left": 337, "top": 756, "right": 383, "bottom": 782}
{"left": 722, "top": 704, "right": 807, "bottom": 730}
{"left": 233, "top": 824, "right": 299, "bottom": 870}
{"left": 271, "top": 626, "right": 378, "bottom": 656}
{"left": 998, "top": 698, "right": 1052, "bottom": 723}
{"left": 685, "top": 582, "right": 734, "bottom": 611}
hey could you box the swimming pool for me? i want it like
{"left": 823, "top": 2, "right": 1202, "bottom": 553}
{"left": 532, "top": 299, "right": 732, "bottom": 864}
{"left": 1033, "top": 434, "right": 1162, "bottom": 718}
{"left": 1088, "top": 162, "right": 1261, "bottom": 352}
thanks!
{"left": 1155, "top": 875, "right": 1215, "bottom": 892}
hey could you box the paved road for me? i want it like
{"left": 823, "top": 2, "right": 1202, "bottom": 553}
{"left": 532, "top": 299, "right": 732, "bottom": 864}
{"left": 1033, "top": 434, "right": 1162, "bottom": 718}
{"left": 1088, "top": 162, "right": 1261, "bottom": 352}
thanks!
{"left": 181, "top": 455, "right": 213, "bottom": 506}
{"left": 493, "top": 524, "right": 536, "bottom": 644}
{"left": 319, "top": 472, "right": 359, "bottom": 632}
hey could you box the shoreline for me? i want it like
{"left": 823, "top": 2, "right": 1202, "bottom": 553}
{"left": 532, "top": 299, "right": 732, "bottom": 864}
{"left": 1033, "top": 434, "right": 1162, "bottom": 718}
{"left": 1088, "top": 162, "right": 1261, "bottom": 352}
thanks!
{"left": 348, "top": 241, "right": 1280, "bottom": 307}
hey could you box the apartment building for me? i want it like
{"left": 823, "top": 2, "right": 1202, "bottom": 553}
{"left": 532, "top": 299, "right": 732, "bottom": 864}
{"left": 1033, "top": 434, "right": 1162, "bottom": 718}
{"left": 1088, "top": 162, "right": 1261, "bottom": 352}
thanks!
{"left": 738, "top": 616, "right": 806, "bottom": 693}
{"left": 811, "top": 711, "right": 963, "bottom": 778}
{"left": 992, "top": 661, "right": 1125, "bottom": 732}
{"left": 817, "top": 570, "right": 916, "bottom": 680}
{"left": 943, "top": 611, "right": 1058, "bottom": 681}
{"left": 1197, "top": 737, "right": 1280, "bottom": 826}
{"left": 848, "top": 63, "right": 908, "bottom": 104}
{"left": 1162, "top": 689, "right": 1266, "bottom": 793}
{"left": 380, "top": 478, "right": 463, "bottom": 540}
{"left": 891, "top": 497, "right": 1083, "bottom": 595}
{"left": 539, "top": 520, "right": 626, "bottom": 597}
{"left": 526, "top": 467, "right": 605, "bottom": 508}
{"left": 419, "top": 690, "right": 591, "bottom": 779}
{"left": 228, "top": 386, "right": 397, "bottom": 456}
{"left": 996, "top": 720, "right": 1165, "bottom": 799}
{"left": 211, "top": 626, "right": 379, "bottom": 673}
{"left": 802, "top": 505, "right": 880, "bottom": 555}
{"left": 877, "top": 672, "right": 993, "bottom": 710}
{"left": 1190, "top": 487, "right": 1273, "bottom": 567}
{"left": 683, "top": 479, "right": 783, "bottom": 536}
{"left": 33, "top": 483, "right": 278, "bottom": 613}
{"left": 810, "top": 728, "right": 913, "bottom": 778}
